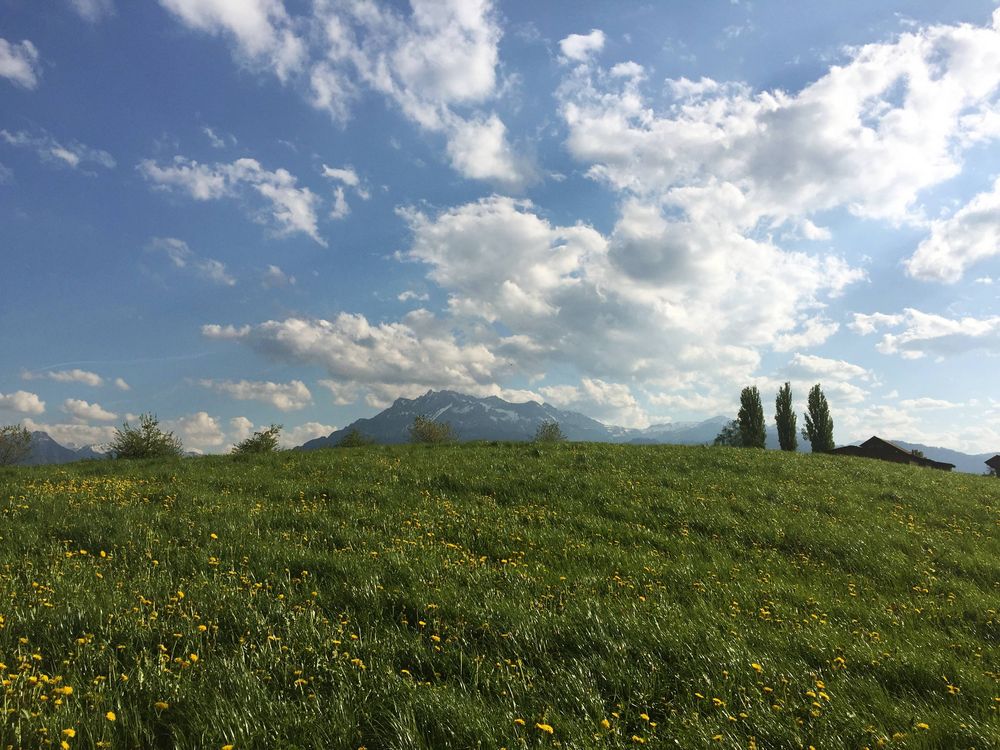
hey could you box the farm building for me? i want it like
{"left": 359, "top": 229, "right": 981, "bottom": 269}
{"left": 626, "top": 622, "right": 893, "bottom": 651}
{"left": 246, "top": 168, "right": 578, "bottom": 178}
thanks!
{"left": 831, "top": 436, "right": 955, "bottom": 471}
{"left": 986, "top": 455, "right": 1000, "bottom": 476}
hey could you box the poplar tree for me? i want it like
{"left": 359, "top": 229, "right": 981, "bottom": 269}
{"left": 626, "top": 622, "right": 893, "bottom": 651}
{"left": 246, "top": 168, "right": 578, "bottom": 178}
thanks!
{"left": 774, "top": 382, "right": 798, "bottom": 452}
{"left": 802, "top": 384, "right": 835, "bottom": 452}
{"left": 737, "top": 386, "right": 766, "bottom": 448}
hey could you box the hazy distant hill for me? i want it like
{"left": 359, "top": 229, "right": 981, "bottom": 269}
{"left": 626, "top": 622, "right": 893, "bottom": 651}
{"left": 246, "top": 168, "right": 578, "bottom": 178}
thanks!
{"left": 18, "top": 432, "right": 108, "bottom": 466}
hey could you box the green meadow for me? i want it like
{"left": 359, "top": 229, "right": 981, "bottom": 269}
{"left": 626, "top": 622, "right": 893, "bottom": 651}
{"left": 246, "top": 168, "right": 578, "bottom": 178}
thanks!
{"left": 1, "top": 443, "right": 997, "bottom": 749}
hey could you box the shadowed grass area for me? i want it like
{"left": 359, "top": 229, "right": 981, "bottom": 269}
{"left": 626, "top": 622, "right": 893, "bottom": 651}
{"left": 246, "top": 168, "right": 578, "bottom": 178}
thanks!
{"left": 1, "top": 443, "right": 997, "bottom": 748}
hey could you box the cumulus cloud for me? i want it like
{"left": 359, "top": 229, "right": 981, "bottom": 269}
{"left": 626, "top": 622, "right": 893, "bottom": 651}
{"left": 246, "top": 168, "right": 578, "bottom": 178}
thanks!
{"left": 147, "top": 237, "right": 236, "bottom": 286}
{"left": 280, "top": 421, "right": 336, "bottom": 448}
{"left": 63, "top": 398, "right": 117, "bottom": 422}
{"left": 203, "top": 311, "right": 508, "bottom": 408}
{"left": 0, "top": 390, "right": 46, "bottom": 415}
{"left": 559, "top": 29, "right": 605, "bottom": 62}
{"left": 772, "top": 318, "right": 840, "bottom": 352}
{"left": 228, "top": 416, "right": 255, "bottom": 445}
{"left": 558, "top": 14, "right": 1000, "bottom": 224}
{"left": 167, "top": 411, "right": 226, "bottom": 450}
{"left": 114, "top": 378, "right": 131, "bottom": 391}
{"left": 1, "top": 129, "right": 115, "bottom": 170}
{"left": 905, "top": 176, "right": 1000, "bottom": 282}
{"left": 139, "top": 156, "right": 324, "bottom": 244}
{"left": 898, "top": 397, "right": 962, "bottom": 410}
{"left": 198, "top": 379, "right": 313, "bottom": 411}
{"left": 785, "top": 353, "right": 871, "bottom": 382}
{"left": 160, "top": 0, "right": 528, "bottom": 185}
{"left": 852, "top": 307, "right": 1000, "bottom": 359}
{"left": 158, "top": 0, "right": 305, "bottom": 81}
{"left": 0, "top": 38, "right": 41, "bottom": 89}
{"left": 540, "top": 377, "right": 648, "bottom": 428}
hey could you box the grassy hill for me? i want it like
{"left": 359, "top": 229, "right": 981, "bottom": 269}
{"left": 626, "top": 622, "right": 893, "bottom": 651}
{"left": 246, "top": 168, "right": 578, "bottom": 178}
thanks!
{"left": 1, "top": 444, "right": 997, "bottom": 749}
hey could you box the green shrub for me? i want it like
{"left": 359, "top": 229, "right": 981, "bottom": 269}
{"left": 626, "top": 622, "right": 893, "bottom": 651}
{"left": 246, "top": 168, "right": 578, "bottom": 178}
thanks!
{"left": 534, "top": 421, "right": 566, "bottom": 443}
{"left": 337, "top": 428, "right": 376, "bottom": 447}
{"left": 232, "top": 424, "right": 282, "bottom": 455}
{"left": 409, "top": 415, "right": 456, "bottom": 444}
{"left": 0, "top": 424, "right": 32, "bottom": 466}
{"left": 109, "top": 413, "right": 183, "bottom": 459}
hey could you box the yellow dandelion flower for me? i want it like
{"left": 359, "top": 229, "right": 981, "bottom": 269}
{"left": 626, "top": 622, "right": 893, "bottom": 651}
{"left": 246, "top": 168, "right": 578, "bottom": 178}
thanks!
{"left": 62, "top": 729, "right": 76, "bottom": 738}
{"left": 105, "top": 711, "right": 116, "bottom": 721}
{"left": 632, "top": 736, "right": 646, "bottom": 744}
{"left": 62, "top": 742, "right": 71, "bottom": 750}
{"left": 751, "top": 663, "right": 763, "bottom": 673}
{"left": 222, "top": 746, "right": 235, "bottom": 750}
{"left": 155, "top": 701, "right": 169, "bottom": 710}
{"left": 535, "top": 723, "right": 554, "bottom": 734}
{"left": 189, "top": 653, "right": 199, "bottom": 662}
{"left": 600, "top": 719, "right": 611, "bottom": 729}
{"left": 514, "top": 718, "right": 525, "bottom": 726}
{"left": 916, "top": 723, "right": 929, "bottom": 730}
{"left": 639, "top": 713, "right": 649, "bottom": 721}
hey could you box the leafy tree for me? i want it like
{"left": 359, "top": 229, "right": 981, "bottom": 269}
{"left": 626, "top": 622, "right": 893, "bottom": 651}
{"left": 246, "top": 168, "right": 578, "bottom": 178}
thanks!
{"left": 0, "top": 424, "right": 32, "bottom": 466}
{"left": 109, "top": 413, "right": 183, "bottom": 459}
{"left": 713, "top": 420, "right": 742, "bottom": 447}
{"left": 802, "top": 384, "right": 835, "bottom": 453}
{"left": 534, "top": 421, "right": 566, "bottom": 443}
{"left": 337, "top": 428, "right": 376, "bottom": 448}
{"left": 232, "top": 424, "right": 282, "bottom": 455}
{"left": 408, "top": 416, "right": 456, "bottom": 444}
{"left": 909, "top": 448, "right": 925, "bottom": 459}
{"left": 774, "top": 382, "right": 798, "bottom": 452}
{"left": 737, "top": 386, "right": 766, "bottom": 448}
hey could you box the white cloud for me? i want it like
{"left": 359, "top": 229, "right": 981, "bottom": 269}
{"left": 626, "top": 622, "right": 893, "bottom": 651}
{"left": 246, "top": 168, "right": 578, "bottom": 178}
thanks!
{"left": 785, "top": 353, "right": 870, "bottom": 382}
{"left": 898, "top": 397, "right": 962, "bottom": 410}
{"left": 201, "top": 125, "right": 235, "bottom": 149}
{"left": 203, "top": 311, "right": 506, "bottom": 406}
{"left": 558, "top": 14, "right": 1000, "bottom": 224}
{"left": 63, "top": 399, "right": 117, "bottom": 422}
{"left": 321, "top": 164, "right": 359, "bottom": 187}
{"left": 161, "top": 0, "right": 528, "bottom": 185}
{"left": 398, "top": 290, "right": 429, "bottom": 302}
{"left": 68, "top": 0, "right": 114, "bottom": 22}
{"left": 540, "top": 377, "right": 648, "bottom": 428}
{"left": 228, "top": 416, "right": 255, "bottom": 444}
{"left": 167, "top": 411, "right": 225, "bottom": 450}
{"left": 158, "top": 0, "right": 305, "bottom": 81}
{"left": 854, "top": 308, "right": 1000, "bottom": 359}
{"left": 114, "top": 377, "right": 131, "bottom": 391}
{"left": 23, "top": 418, "right": 115, "bottom": 449}
{"left": 772, "top": 318, "right": 840, "bottom": 352}
{"left": 39, "top": 369, "right": 105, "bottom": 387}
{"left": 0, "top": 390, "right": 46, "bottom": 415}
{"left": 559, "top": 29, "right": 605, "bottom": 62}
{"left": 148, "top": 237, "right": 236, "bottom": 286}
{"left": 261, "top": 264, "right": 296, "bottom": 288}
{"left": 905, "top": 176, "right": 1000, "bottom": 282}
{"left": 280, "top": 421, "right": 336, "bottom": 448}
{"left": 198, "top": 379, "right": 313, "bottom": 411}
{"left": 1, "top": 129, "right": 115, "bottom": 170}
{"left": 139, "top": 157, "right": 324, "bottom": 244}
{"left": 0, "top": 38, "right": 41, "bottom": 89}
{"left": 330, "top": 186, "right": 350, "bottom": 219}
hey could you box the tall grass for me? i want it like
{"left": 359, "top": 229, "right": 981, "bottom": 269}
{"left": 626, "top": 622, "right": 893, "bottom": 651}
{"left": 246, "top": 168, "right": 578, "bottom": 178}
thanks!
{"left": 1, "top": 443, "right": 997, "bottom": 748}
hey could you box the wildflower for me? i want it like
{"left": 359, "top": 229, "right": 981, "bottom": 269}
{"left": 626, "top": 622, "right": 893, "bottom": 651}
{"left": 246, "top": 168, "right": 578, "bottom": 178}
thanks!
{"left": 222, "top": 746, "right": 235, "bottom": 750}
{"left": 514, "top": 718, "right": 525, "bottom": 726}
{"left": 62, "top": 729, "right": 76, "bottom": 738}
{"left": 632, "top": 736, "right": 646, "bottom": 744}
{"left": 600, "top": 719, "right": 611, "bottom": 729}
{"left": 155, "top": 701, "right": 169, "bottom": 710}
{"left": 916, "top": 723, "right": 929, "bottom": 730}
{"left": 535, "top": 723, "right": 554, "bottom": 734}
{"left": 640, "top": 713, "right": 649, "bottom": 721}
{"left": 751, "top": 663, "right": 763, "bottom": 673}
{"left": 105, "top": 711, "right": 116, "bottom": 721}
{"left": 189, "top": 653, "right": 199, "bottom": 662}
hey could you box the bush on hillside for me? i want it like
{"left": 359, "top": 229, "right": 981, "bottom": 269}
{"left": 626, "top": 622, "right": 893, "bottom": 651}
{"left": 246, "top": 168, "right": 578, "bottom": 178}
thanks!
{"left": 534, "top": 421, "right": 566, "bottom": 443}
{"left": 337, "top": 428, "right": 376, "bottom": 447}
{"left": 712, "top": 420, "right": 742, "bottom": 447}
{"left": 232, "top": 424, "right": 282, "bottom": 455}
{"left": 0, "top": 424, "right": 32, "bottom": 466}
{"left": 409, "top": 415, "right": 456, "bottom": 444}
{"left": 109, "top": 413, "right": 183, "bottom": 459}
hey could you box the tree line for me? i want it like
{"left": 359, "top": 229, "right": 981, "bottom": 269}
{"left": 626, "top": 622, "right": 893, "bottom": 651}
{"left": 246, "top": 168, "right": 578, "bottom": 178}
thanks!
{"left": 714, "top": 382, "right": 834, "bottom": 453}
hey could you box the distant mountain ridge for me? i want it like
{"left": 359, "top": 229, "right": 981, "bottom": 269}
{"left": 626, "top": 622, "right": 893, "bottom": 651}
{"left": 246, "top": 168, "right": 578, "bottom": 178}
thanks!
{"left": 299, "top": 390, "right": 997, "bottom": 474}
{"left": 17, "top": 431, "right": 109, "bottom": 466}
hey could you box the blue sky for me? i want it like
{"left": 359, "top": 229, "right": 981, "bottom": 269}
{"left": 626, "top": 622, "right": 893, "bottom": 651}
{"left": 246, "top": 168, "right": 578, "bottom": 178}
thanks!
{"left": 2, "top": 0, "right": 999, "bottom": 453}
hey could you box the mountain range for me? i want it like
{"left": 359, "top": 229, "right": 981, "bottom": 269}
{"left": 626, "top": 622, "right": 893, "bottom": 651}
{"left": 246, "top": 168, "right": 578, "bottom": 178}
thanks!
{"left": 9, "top": 391, "right": 996, "bottom": 474}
